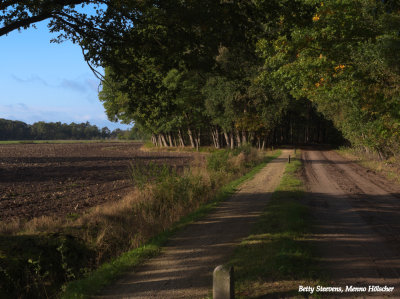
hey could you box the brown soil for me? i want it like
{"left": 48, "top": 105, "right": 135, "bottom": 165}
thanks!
{"left": 303, "top": 149, "right": 400, "bottom": 297}
{"left": 94, "top": 151, "right": 289, "bottom": 299}
{"left": 0, "top": 142, "right": 194, "bottom": 221}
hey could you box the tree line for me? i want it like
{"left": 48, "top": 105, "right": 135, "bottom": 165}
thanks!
{"left": 2, "top": 1, "right": 400, "bottom": 156}
{"left": 0, "top": 119, "right": 133, "bottom": 141}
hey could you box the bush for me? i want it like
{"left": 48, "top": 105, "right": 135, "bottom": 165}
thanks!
{"left": 129, "top": 161, "right": 175, "bottom": 190}
{"left": 207, "top": 150, "right": 231, "bottom": 172}
{"left": 207, "top": 146, "right": 264, "bottom": 174}
{"left": 0, "top": 234, "right": 94, "bottom": 299}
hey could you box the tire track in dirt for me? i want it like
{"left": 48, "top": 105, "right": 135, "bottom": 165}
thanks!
{"left": 303, "top": 149, "right": 400, "bottom": 296}
{"left": 94, "top": 151, "right": 290, "bottom": 299}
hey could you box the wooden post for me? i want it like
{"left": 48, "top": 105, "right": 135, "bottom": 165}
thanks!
{"left": 213, "top": 265, "right": 234, "bottom": 299}
{"left": 288, "top": 154, "right": 291, "bottom": 163}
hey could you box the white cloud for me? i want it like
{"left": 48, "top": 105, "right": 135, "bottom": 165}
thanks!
{"left": 60, "top": 79, "right": 88, "bottom": 93}
{"left": 10, "top": 73, "right": 101, "bottom": 96}
{"left": 11, "top": 74, "right": 49, "bottom": 86}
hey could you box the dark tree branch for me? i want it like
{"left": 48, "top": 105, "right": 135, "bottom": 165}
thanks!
{"left": 0, "top": 13, "right": 52, "bottom": 36}
{"left": 0, "top": 0, "right": 107, "bottom": 37}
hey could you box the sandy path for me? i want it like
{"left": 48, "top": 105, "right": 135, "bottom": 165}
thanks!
{"left": 303, "top": 149, "right": 400, "bottom": 296}
{"left": 94, "top": 151, "right": 289, "bottom": 299}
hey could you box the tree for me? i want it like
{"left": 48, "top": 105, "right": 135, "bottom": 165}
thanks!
{"left": 259, "top": 0, "right": 400, "bottom": 156}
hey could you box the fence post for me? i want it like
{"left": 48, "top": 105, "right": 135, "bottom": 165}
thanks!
{"left": 288, "top": 154, "right": 291, "bottom": 163}
{"left": 213, "top": 265, "right": 234, "bottom": 299}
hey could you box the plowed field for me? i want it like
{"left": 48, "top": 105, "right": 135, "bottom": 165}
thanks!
{"left": 0, "top": 142, "right": 194, "bottom": 221}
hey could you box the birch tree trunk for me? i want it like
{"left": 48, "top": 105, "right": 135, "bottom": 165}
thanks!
{"left": 211, "top": 130, "right": 217, "bottom": 148}
{"left": 223, "top": 131, "right": 230, "bottom": 148}
{"left": 178, "top": 129, "right": 185, "bottom": 147}
{"left": 215, "top": 128, "right": 220, "bottom": 149}
{"left": 187, "top": 128, "right": 195, "bottom": 148}
{"left": 168, "top": 133, "right": 173, "bottom": 148}
{"left": 242, "top": 130, "right": 247, "bottom": 145}
{"left": 235, "top": 128, "right": 241, "bottom": 147}
{"left": 195, "top": 129, "right": 201, "bottom": 150}
{"left": 158, "top": 134, "right": 163, "bottom": 147}
{"left": 161, "top": 134, "right": 168, "bottom": 147}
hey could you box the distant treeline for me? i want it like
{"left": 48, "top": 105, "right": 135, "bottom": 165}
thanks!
{"left": 0, "top": 118, "right": 143, "bottom": 141}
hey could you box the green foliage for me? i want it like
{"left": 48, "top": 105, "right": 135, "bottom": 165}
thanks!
{"left": 207, "top": 150, "right": 231, "bottom": 172}
{"left": 259, "top": 0, "right": 400, "bottom": 155}
{"left": 0, "top": 234, "right": 94, "bottom": 299}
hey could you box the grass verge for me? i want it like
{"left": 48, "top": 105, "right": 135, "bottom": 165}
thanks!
{"left": 227, "top": 152, "right": 322, "bottom": 298}
{"left": 60, "top": 151, "right": 281, "bottom": 299}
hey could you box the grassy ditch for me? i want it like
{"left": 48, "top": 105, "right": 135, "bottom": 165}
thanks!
{"left": 227, "top": 152, "right": 322, "bottom": 298}
{"left": 0, "top": 146, "right": 279, "bottom": 299}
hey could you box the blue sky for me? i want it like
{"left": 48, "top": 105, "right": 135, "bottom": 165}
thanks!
{"left": 0, "top": 20, "right": 131, "bottom": 130}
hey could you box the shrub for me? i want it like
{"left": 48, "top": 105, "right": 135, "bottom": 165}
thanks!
{"left": 207, "top": 150, "right": 231, "bottom": 172}
{"left": 129, "top": 161, "right": 175, "bottom": 190}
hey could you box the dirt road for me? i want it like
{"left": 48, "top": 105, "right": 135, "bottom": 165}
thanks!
{"left": 303, "top": 149, "right": 400, "bottom": 296}
{"left": 95, "top": 151, "right": 289, "bottom": 298}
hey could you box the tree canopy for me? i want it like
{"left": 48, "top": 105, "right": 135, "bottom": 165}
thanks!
{"left": 3, "top": 0, "right": 400, "bottom": 155}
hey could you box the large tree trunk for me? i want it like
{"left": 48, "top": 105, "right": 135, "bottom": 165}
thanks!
{"left": 151, "top": 134, "right": 157, "bottom": 146}
{"left": 187, "top": 128, "right": 195, "bottom": 148}
{"left": 242, "top": 130, "right": 247, "bottom": 145}
{"left": 168, "top": 133, "right": 173, "bottom": 147}
{"left": 178, "top": 129, "right": 185, "bottom": 147}
{"left": 215, "top": 128, "right": 220, "bottom": 149}
{"left": 161, "top": 134, "right": 168, "bottom": 147}
{"left": 195, "top": 129, "right": 200, "bottom": 151}
{"left": 211, "top": 130, "right": 217, "bottom": 148}
{"left": 248, "top": 132, "right": 254, "bottom": 145}
{"left": 157, "top": 134, "right": 163, "bottom": 147}
{"left": 223, "top": 131, "right": 230, "bottom": 148}
{"left": 235, "top": 128, "right": 241, "bottom": 147}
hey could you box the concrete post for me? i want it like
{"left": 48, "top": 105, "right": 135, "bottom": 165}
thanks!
{"left": 213, "top": 265, "right": 234, "bottom": 299}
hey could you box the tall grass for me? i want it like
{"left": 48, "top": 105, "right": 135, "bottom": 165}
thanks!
{"left": 0, "top": 146, "right": 272, "bottom": 299}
